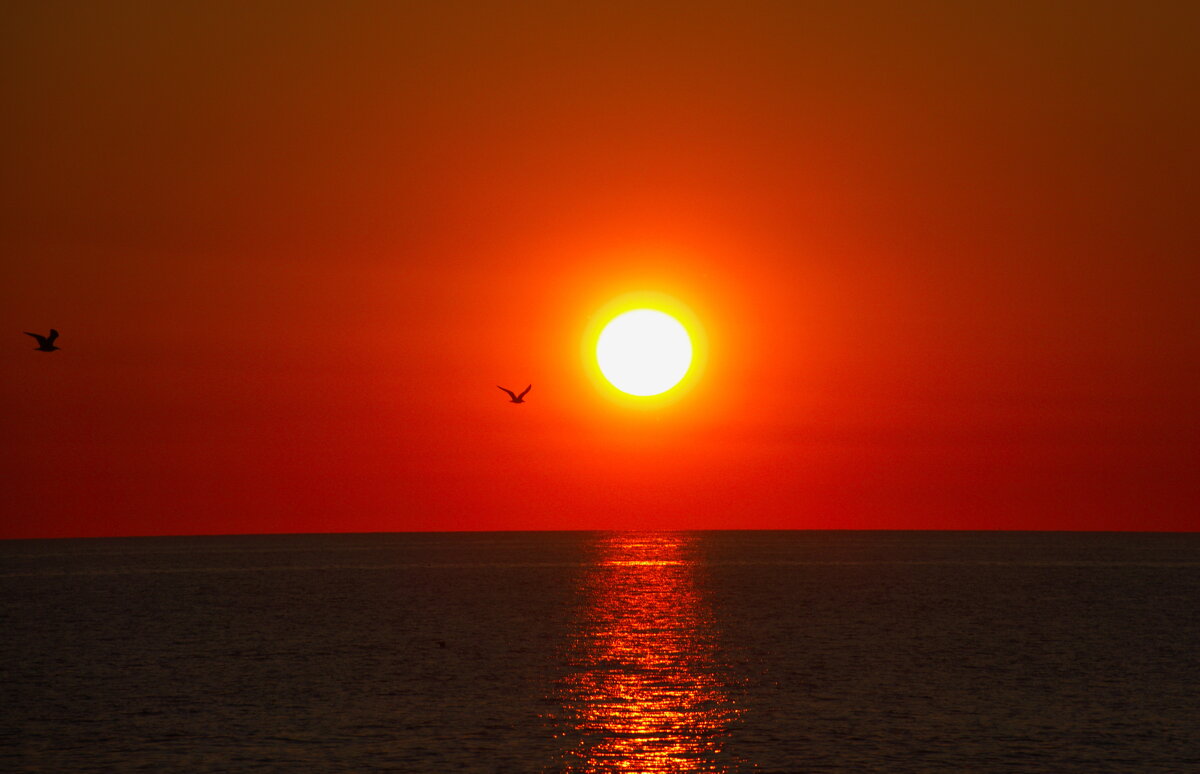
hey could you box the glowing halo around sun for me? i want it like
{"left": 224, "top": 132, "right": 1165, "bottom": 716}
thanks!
{"left": 597, "top": 310, "right": 692, "bottom": 396}
{"left": 583, "top": 292, "right": 706, "bottom": 406}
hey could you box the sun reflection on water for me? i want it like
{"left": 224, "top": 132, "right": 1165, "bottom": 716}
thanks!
{"left": 556, "top": 533, "right": 743, "bottom": 772}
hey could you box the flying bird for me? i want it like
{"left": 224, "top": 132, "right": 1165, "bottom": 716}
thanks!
{"left": 24, "top": 329, "right": 60, "bottom": 352}
{"left": 498, "top": 384, "right": 531, "bottom": 404}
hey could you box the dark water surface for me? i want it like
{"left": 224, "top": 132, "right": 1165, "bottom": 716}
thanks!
{"left": 3, "top": 531, "right": 1198, "bottom": 772}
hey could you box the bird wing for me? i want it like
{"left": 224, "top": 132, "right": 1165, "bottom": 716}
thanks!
{"left": 47, "top": 329, "right": 59, "bottom": 344}
{"left": 24, "top": 332, "right": 46, "bottom": 345}
{"left": 497, "top": 386, "right": 517, "bottom": 400}
{"left": 517, "top": 384, "right": 532, "bottom": 400}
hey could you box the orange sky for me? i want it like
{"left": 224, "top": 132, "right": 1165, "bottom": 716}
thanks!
{"left": 3, "top": 1, "right": 1197, "bottom": 538}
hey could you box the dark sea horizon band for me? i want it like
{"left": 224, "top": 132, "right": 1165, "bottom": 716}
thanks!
{"left": 4, "top": 531, "right": 1199, "bottom": 772}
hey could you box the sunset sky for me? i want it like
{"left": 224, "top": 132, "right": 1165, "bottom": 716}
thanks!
{"left": 3, "top": 1, "right": 1196, "bottom": 538}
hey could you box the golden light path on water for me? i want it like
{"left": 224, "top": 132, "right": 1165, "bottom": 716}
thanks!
{"left": 556, "top": 533, "right": 743, "bottom": 772}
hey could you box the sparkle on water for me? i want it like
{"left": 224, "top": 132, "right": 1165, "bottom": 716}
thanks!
{"left": 557, "top": 533, "right": 741, "bottom": 772}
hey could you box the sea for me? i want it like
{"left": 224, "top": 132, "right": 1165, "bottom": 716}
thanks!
{"left": 3, "top": 531, "right": 1198, "bottom": 772}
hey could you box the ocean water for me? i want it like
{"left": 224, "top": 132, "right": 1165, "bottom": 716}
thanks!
{"left": 2, "top": 531, "right": 1199, "bottom": 772}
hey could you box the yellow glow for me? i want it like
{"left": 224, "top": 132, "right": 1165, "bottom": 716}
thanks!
{"left": 584, "top": 292, "right": 706, "bottom": 406}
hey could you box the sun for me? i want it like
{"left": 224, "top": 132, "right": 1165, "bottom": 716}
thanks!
{"left": 597, "top": 310, "right": 692, "bottom": 396}
{"left": 583, "top": 291, "right": 706, "bottom": 405}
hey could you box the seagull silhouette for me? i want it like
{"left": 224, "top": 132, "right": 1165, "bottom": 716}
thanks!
{"left": 24, "top": 329, "right": 60, "bottom": 352}
{"left": 498, "top": 384, "right": 531, "bottom": 404}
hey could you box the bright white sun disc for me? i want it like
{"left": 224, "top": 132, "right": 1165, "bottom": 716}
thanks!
{"left": 596, "top": 309, "right": 693, "bottom": 396}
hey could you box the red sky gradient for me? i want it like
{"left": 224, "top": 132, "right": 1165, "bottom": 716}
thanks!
{"left": 2, "top": 2, "right": 1197, "bottom": 538}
